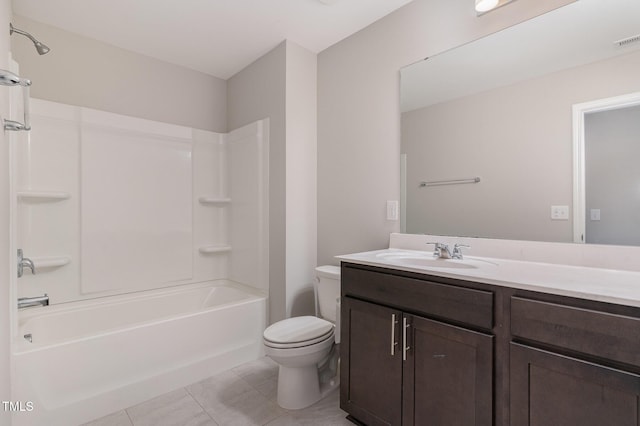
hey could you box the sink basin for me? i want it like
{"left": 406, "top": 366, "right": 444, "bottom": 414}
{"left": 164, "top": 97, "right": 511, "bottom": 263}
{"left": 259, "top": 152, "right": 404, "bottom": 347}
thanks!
{"left": 392, "top": 257, "right": 481, "bottom": 269}
{"left": 375, "top": 250, "right": 496, "bottom": 270}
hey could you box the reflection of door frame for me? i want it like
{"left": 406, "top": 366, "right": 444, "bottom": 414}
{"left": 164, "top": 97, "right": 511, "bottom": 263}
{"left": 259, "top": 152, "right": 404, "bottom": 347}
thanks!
{"left": 572, "top": 91, "right": 640, "bottom": 243}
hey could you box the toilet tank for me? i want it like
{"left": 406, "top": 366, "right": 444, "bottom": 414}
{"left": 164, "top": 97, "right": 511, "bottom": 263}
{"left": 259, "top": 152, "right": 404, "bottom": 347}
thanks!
{"left": 315, "top": 265, "right": 341, "bottom": 323}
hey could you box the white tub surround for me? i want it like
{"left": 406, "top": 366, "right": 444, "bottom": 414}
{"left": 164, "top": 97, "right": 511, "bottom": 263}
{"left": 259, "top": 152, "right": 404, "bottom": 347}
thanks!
{"left": 12, "top": 280, "right": 266, "bottom": 426}
{"left": 14, "top": 99, "right": 269, "bottom": 304}
{"left": 336, "top": 233, "right": 640, "bottom": 308}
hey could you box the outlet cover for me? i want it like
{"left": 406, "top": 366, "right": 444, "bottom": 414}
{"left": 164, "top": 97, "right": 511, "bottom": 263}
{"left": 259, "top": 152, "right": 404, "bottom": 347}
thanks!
{"left": 551, "top": 205, "right": 569, "bottom": 220}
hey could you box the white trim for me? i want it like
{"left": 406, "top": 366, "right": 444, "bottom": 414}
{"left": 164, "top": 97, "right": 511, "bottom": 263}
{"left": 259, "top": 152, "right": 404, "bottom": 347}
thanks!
{"left": 400, "top": 154, "right": 407, "bottom": 233}
{"left": 572, "top": 91, "right": 640, "bottom": 244}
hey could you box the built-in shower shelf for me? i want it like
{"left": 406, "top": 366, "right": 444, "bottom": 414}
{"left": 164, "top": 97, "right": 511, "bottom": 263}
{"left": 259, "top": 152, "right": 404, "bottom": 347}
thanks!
{"left": 17, "top": 190, "right": 71, "bottom": 201}
{"left": 32, "top": 256, "right": 71, "bottom": 268}
{"left": 198, "top": 197, "right": 231, "bottom": 205}
{"left": 199, "top": 246, "right": 232, "bottom": 254}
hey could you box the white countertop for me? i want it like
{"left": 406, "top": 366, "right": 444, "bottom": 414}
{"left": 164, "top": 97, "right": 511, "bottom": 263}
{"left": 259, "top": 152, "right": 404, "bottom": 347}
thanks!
{"left": 336, "top": 248, "right": 640, "bottom": 308}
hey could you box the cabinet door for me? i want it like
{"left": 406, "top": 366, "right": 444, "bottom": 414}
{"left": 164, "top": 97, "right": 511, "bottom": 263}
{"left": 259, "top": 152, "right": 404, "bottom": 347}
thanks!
{"left": 402, "top": 315, "right": 493, "bottom": 426}
{"left": 511, "top": 343, "right": 640, "bottom": 426}
{"left": 341, "top": 297, "right": 403, "bottom": 426}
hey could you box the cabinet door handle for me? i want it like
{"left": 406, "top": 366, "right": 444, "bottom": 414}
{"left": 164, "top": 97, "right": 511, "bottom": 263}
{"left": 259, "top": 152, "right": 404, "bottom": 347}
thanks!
{"left": 390, "top": 314, "right": 399, "bottom": 356}
{"left": 403, "top": 317, "right": 410, "bottom": 361}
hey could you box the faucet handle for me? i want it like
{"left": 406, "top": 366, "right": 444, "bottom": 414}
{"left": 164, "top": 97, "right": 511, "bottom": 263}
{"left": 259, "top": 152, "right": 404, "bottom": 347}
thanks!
{"left": 17, "top": 249, "right": 36, "bottom": 277}
{"left": 426, "top": 241, "right": 444, "bottom": 255}
{"left": 426, "top": 242, "right": 448, "bottom": 249}
{"left": 427, "top": 242, "right": 452, "bottom": 259}
{"left": 452, "top": 244, "right": 470, "bottom": 259}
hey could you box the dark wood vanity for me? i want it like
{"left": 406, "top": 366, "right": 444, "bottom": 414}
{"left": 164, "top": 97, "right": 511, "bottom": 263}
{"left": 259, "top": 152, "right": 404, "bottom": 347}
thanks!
{"left": 339, "top": 262, "right": 640, "bottom": 426}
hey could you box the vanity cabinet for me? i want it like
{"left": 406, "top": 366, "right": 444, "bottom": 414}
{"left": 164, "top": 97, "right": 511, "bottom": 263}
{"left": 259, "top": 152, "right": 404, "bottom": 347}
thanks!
{"left": 510, "top": 343, "right": 640, "bottom": 426}
{"left": 510, "top": 296, "right": 640, "bottom": 426}
{"left": 340, "top": 261, "right": 640, "bottom": 426}
{"left": 340, "top": 264, "right": 494, "bottom": 426}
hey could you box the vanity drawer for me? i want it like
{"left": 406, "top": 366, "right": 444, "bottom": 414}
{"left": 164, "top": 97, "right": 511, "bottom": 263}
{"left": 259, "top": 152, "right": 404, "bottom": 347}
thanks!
{"left": 511, "top": 296, "right": 640, "bottom": 367}
{"left": 342, "top": 264, "right": 493, "bottom": 330}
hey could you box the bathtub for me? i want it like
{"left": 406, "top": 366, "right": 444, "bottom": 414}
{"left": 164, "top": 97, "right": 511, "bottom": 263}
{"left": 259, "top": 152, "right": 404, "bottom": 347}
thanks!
{"left": 11, "top": 280, "right": 267, "bottom": 426}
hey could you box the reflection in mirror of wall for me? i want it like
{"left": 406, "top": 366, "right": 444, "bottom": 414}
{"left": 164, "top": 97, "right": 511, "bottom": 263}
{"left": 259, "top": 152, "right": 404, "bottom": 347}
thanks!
{"left": 400, "top": 0, "right": 640, "bottom": 245}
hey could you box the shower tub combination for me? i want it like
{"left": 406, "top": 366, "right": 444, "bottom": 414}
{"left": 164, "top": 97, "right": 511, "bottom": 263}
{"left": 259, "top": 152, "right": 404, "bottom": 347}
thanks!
{"left": 9, "top": 100, "right": 270, "bottom": 425}
{"left": 12, "top": 280, "right": 266, "bottom": 426}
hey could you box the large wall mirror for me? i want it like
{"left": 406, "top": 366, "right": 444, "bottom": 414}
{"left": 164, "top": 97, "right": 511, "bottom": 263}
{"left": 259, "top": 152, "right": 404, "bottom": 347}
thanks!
{"left": 400, "top": 0, "right": 640, "bottom": 245}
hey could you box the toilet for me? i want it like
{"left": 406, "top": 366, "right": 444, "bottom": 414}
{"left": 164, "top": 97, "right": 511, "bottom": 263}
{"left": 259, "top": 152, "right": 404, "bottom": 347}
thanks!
{"left": 263, "top": 265, "right": 341, "bottom": 410}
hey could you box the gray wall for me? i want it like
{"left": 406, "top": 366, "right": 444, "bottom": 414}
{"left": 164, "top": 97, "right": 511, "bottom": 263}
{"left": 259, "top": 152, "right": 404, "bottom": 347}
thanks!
{"left": 586, "top": 104, "right": 640, "bottom": 245}
{"left": 11, "top": 15, "right": 227, "bottom": 132}
{"left": 227, "top": 42, "right": 287, "bottom": 323}
{"left": 285, "top": 42, "right": 318, "bottom": 318}
{"left": 227, "top": 40, "right": 318, "bottom": 323}
{"left": 402, "top": 50, "right": 640, "bottom": 242}
{"left": 0, "top": 1, "right": 12, "bottom": 421}
{"left": 317, "top": 0, "right": 576, "bottom": 265}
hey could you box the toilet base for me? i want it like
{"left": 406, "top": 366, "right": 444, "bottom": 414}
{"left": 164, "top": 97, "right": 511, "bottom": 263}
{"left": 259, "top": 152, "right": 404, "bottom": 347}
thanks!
{"left": 275, "top": 344, "right": 340, "bottom": 410}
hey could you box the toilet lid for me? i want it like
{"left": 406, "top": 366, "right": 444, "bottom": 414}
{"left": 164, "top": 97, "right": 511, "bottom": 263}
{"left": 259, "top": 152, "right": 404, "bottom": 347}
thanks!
{"left": 263, "top": 316, "right": 334, "bottom": 344}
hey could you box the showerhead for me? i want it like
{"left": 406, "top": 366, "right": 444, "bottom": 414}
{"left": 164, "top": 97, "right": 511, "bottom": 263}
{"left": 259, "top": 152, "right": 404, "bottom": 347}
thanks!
{"left": 10, "top": 23, "right": 50, "bottom": 55}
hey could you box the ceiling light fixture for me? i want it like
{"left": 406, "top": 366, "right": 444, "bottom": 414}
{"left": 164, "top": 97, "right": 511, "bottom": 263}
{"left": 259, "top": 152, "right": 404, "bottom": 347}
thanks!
{"left": 475, "top": 0, "right": 499, "bottom": 13}
{"left": 475, "top": 0, "right": 516, "bottom": 15}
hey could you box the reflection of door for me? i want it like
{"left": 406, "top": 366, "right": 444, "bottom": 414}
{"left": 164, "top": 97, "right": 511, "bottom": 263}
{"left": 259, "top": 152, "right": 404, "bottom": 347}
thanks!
{"left": 572, "top": 92, "right": 640, "bottom": 245}
{"left": 585, "top": 105, "right": 640, "bottom": 245}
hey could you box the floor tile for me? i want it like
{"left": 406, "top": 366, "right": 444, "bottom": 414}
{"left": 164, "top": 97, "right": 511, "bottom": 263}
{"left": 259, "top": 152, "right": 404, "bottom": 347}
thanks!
{"left": 266, "top": 390, "right": 351, "bottom": 426}
{"left": 188, "top": 371, "right": 284, "bottom": 426}
{"left": 94, "top": 356, "right": 350, "bottom": 426}
{"left": 231, "top": 357, "right": 278, "bottom": 388}
{"left": 253, "top": 376, "right": 278, "bottom": 401}
{"left": 187, "top": 370, "right": 256, "bottom": 405}
{"left": 82, "top": 410, "right": 133, "bottom": 426}
{"left": 126, "top": 388, "right": 217, "bottom": 426}
{"left": 202, "top": 389, "right": 285, "bottom": 426}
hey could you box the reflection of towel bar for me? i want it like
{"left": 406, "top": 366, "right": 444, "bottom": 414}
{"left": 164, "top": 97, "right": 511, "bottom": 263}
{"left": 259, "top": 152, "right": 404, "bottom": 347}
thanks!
{"left": 420, "top": 177, "right": 480, "bottom": 187}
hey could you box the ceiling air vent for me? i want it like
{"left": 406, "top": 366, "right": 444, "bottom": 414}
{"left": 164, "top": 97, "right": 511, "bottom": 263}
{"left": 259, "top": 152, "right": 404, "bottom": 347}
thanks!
{"left": 614, "top": 34, "right": 640, "bottom": 47}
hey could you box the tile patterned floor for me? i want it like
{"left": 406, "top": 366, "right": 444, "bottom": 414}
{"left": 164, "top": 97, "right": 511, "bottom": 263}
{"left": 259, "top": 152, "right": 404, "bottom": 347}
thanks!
{"left": 84, "top": 357, "right": 351, "bottom": 426}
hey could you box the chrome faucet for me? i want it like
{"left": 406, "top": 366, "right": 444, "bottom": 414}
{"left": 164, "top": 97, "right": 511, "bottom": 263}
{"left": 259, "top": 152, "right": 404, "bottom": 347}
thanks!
{"left": 427, "top": 242, "right": 470, "bottom": 260}
{"left": 18, "top": 294, "right": 48, "bottom": 309}
{"left": 17, "top": 249, "right": 35, "bottom": 278}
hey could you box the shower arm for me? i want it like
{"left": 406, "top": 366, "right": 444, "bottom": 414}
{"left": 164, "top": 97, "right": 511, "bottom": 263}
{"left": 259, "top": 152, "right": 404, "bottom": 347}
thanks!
{"left": 10, "top": 23, "right": 50, "bottom": 55}
{"left": 10, "top": 24, "right": 39, "bottom": 45}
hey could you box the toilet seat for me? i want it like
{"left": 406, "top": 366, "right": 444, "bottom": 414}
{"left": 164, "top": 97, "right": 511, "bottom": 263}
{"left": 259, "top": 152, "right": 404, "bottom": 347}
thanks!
{"left": 263, "top": 316, "right": 334, "bottom": 349}
{"left": 265, "top": 328, "right": 334, "bottom": 349}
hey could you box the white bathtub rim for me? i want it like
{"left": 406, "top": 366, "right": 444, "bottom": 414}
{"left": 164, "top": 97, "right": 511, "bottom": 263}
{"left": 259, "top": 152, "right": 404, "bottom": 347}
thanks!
{"left": 14, "top": 280, "right": 267, "bottom": 354}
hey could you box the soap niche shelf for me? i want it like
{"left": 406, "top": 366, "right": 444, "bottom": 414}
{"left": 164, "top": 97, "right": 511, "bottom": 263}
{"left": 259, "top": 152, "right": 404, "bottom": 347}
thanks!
{"left": 17, "top": 190, "right": 71, "bottom": 202}
{"left": 198, "top": 197, "right": 231, "bottom": 205}
{"left": 199, "top": 246, "right": 232, "bottom": 254}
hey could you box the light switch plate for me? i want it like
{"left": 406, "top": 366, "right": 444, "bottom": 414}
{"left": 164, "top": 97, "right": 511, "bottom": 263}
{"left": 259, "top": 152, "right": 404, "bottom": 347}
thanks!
{"left": 590, "top": 209, "right": 601, "bottom": 221}
{"left": 387, "top": 200, "right": 399, "bottom": 221}
{"left": 551, "top": 205, "right": 569, "bottom": 220}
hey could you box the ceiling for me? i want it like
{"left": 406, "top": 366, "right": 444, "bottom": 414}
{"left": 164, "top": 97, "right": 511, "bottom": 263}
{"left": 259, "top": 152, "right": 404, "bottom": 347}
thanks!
{"left": 12, "top": 0, "right": 413, "bottom": 80}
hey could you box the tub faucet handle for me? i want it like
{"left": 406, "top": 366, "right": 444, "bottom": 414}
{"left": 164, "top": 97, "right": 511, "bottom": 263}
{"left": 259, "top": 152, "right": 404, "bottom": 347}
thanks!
{"left": 18, "top": 249, "right": 36, "bottom": 278}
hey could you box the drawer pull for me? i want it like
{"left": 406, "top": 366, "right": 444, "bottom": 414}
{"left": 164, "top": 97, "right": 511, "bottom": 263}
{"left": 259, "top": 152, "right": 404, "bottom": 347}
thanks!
{"left": 390, "top": 314, "right": 399, "bottom": 355}
{"left": 403, "top": 317, "right": 410, "bottom": 361}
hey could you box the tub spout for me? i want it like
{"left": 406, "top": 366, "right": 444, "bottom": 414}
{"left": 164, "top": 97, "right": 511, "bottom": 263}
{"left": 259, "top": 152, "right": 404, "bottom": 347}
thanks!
{"left": 18, "top": 294, "right": 48, "bottom": 309}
